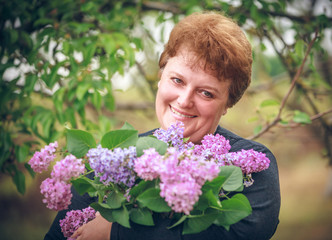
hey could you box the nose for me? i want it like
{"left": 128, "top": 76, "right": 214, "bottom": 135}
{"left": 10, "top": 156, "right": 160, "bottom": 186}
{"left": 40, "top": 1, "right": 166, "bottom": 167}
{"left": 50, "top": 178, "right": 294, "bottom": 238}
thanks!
{"left": 177, "top": 89, "right": 194, "bottom": 108}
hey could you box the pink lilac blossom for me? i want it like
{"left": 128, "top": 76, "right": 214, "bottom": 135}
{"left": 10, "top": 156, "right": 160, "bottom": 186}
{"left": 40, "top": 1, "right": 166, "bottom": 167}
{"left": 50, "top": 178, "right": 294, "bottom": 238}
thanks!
{"left": 194, "top": 134, "right": 231, "bottom": 161}
{"left": 51, "top": 154, "right": 85, "bottom": 181}
{"left": 59, "top": 206, "right": 96, "bottom": 239}
{"left": 28, "top": 141, "right": 58, "bottom": 173}
{"left": 134, "top": 148, "right": 162, "bottom": 181}
{"left": 40, "top": 177, "right": 72, "bottom": 211}
{"left": 160, "top": 176, "right": 202, "bottom": 215}
{"left": 223, "top": 149, "right": 270, "bottom": 175}
{"left": 179, "top": 152, "right": 220, "bottom": 186}
{"left": 87, "top": 145, "right": 137, "bottom": 187}
{"left": 135, "top": 147, "right": 220, "bottom": 215}
{"left": 159, "top": 149, "right": 219, "bottom": 214}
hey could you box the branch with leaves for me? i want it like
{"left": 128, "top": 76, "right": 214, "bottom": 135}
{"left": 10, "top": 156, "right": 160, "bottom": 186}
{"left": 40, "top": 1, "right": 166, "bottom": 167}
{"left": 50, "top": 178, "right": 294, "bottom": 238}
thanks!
{"left": 248, "top": 30, "right": 320, "bottom": 140}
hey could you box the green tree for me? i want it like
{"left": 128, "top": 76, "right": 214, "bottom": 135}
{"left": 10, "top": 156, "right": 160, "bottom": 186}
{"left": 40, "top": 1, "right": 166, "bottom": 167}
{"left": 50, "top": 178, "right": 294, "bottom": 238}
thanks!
{"left": 1, "top": 0, "right": 331, "bottom": 194}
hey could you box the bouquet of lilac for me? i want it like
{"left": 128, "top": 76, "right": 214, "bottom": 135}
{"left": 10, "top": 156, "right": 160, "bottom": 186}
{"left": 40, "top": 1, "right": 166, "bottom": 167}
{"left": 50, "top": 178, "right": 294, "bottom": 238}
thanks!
{"left": 29, "top": 121, "right": 270, "bottom": 236}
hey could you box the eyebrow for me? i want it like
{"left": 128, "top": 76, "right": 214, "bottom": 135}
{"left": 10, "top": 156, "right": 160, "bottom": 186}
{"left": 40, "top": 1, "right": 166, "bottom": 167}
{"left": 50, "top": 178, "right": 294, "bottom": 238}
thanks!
{"left": 167, "top": 71, "right": 223, "bottom": 95}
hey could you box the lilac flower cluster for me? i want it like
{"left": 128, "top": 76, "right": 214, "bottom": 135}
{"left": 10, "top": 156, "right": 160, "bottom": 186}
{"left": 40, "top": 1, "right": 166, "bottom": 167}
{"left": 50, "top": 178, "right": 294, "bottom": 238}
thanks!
{"left": 153, "top": 121, "right": 194, "bottom": 150}
{"left": 135, "top": 148, "right": 220, "bottom": 215}
{"left": 87, "top": 145, "right": 137, "bottom": 187}
{"left": 59, "top": 206, "right": 96, "bottom": 239}
{"left": 194, "top": 134, "right": 231, "bottom": 161}
{"left": 28, "top": 141, "right": 58, "bottom": 173}
{"left": 51, "top": 154, "right": 86, "bottom": 181}
{"left": 151, "top": 122, "right": 270, "bottom": 190}
{"left": 40, "top": 178, "right": 72, "bottom": 211}
{"left": 40, "top": 154, "right": 85, "bottom": 211}
{"left": 28, "top": 141, "right": 85, "bottom": 211}
{"left": 224, "top": 149, "right": 270, "bottom": 175}
{"left": 134, "top": 148, "right": 162, "bottom": 181}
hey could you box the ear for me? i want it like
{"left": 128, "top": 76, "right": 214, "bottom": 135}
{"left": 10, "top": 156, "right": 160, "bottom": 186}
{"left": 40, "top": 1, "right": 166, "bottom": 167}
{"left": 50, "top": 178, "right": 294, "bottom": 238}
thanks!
{"left": 157, "top": 80, "right": 161, "bottom": 88}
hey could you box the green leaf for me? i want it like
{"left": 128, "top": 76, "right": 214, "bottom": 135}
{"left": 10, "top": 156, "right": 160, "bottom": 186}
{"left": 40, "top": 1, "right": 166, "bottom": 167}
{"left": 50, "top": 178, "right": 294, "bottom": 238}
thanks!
{"left": 99, "top": 33, "right": 117, "bottom": 55}
{"left": 121, "top": 122, "right": 135, "bottom": 130}
{"left": 101, "top": 129, "right": 138, "bottom": 149}
{"left": 196, "top": 189, "right": 222, "bottom": 211}
{"left": 71, "top": 177, "right": 97, "bottom": 195}
{"left": 168, "top": 215, "right": 187, "bottom": 229}
{"left": 295, "top": 40, "right": 305, "bottom": 59}
{"left": 76, "top": 82, "right": 90, "bottom": 101}
{"left": 17, "top": 144, "right": 30, "bottom": 163}
{"left": 293, "top": 110, "right": 312, "bottom": 124}
{"left": 183, "top": 209, "right": 219, "bottom": 234}
{"left": 104, "top": 93, "right": 116, "bottom": 111}
{"left": 24, "top": 163, "right": 36, "bottom": 178}
{"left": 90, "top": 202, "right": 114, "bottom": 222}
{"left": 107, "top": 190, "right": 126, "bottom": 209}
{"left": 214, "top": 194, "right": 252, "bottom": 228}
{"left": 247, "top": 116, "right": 258, "bottom": 123}
{"left": 66, "top": 129, "right": 96, "bottom": 158}
{"left": 13, "top": 169, "right": 26, "bottom": 194}
{"left": 260, "top": 99, "right": 280, "bottom": 108}
{"left": 130, "top": 208, "right": 154, "bottom": 226}
{"left": 129, "top": 180, "right": 156, "bottom": 199}
{"left": 136, "top": 136, "right": 167, "bottom": 157}
{"left": 218, "top": 166, "right": 243, "bottom": 192}
{"left": 112, "top": 206, "right": 131, "bottom": 228}
{"left": 137, "top": 188, "right": 171, "bottom": 212}
{"left": 253, "top": 125, "right": 262, "bottom": 135}
{"left": 202, "top": 176, "right": 225, "bottom": 195}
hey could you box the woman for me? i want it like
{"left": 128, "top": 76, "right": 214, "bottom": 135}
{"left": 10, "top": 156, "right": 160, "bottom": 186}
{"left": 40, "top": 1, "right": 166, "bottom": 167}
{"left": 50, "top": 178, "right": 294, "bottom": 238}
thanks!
{"left": 45, "top": 11, "right": 280, "bottom": 240}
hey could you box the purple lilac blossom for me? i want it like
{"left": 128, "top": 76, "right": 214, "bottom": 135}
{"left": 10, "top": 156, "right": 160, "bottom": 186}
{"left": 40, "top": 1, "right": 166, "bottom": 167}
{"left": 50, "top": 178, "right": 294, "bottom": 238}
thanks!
{"left": 40, "top": 177, "right": 72, "bottom": 211}
{"left": 86, "top": 145, "right": 137, "bottom": 187}
{"left": 28, "top": 141, "right": 58, "bottom": 173}
{"left": 51, "top": 154, "right": 85, "bottom": 181}
{"left": 194, "top": 134, "right": 231, "bottom": 161}
{"left": 59, "top": 206, "right": 96, "bottom": 239}
{"left": 223, "top": 149, "right": 270, "bottom": 175}
{"left": 154, "top": 121, "right": 194, "bottom": 150}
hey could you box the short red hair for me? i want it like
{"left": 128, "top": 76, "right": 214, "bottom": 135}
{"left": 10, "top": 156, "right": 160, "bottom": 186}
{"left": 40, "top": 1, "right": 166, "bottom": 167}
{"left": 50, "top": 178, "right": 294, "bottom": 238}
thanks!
{"left": 159, "top": 11, "right": 252, "bottom": 108}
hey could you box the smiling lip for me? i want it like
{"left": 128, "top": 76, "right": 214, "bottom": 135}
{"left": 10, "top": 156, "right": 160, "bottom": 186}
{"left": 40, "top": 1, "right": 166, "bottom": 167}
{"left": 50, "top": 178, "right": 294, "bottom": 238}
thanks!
{"left": 170, "top": 106, "right": 197, "bottom": 118}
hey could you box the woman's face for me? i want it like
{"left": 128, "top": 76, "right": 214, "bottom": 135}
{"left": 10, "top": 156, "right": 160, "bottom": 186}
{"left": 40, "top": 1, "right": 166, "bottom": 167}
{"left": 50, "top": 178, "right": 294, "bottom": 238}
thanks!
{"left": 155, "top": 50, "right": 230, "bottom": 144}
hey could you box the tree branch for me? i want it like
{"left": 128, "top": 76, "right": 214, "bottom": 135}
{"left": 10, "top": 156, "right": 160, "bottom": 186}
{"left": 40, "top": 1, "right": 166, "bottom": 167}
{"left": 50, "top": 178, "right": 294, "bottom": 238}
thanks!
{"left": 248, "top": 29, "right": 319, "bottom": 140}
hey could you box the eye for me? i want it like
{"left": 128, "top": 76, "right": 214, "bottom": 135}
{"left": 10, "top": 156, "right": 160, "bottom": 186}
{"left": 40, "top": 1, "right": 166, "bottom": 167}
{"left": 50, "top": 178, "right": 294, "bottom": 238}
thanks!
{"left": 200, "top": 90, "right": 214, "bottom": 99}
{"left": 172, "top": 78, "right": 183, "bottom": 84}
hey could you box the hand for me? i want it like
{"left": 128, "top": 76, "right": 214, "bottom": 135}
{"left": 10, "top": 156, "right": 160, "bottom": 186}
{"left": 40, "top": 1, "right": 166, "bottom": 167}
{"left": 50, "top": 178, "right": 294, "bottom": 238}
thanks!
{"left": 71, "top": 212, "right": 112, "bottom": 240}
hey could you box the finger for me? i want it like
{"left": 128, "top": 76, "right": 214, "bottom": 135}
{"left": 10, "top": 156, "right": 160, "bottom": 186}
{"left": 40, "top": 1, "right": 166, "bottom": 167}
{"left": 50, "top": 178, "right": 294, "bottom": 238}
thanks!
{"left": 96, "top": 211, "right": 101, "bottom": 217}
{"left": 71, "top": 227, "right": 82, "bottom": 238}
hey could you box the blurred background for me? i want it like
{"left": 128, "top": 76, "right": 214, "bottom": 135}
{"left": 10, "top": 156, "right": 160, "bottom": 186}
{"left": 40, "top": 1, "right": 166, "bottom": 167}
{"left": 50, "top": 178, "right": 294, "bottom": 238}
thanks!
{"left": 1, "top": 0, "right": 332, "bottom": 239}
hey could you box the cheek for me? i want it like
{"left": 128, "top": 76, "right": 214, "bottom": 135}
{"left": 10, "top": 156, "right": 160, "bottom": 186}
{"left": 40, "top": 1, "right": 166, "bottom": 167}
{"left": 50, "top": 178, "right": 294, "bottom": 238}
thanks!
{"left": 199, "top": 102, "right": 225, "bottom": 123}
{"left": 157, "top": 83, "right": 177, "bottom": 104}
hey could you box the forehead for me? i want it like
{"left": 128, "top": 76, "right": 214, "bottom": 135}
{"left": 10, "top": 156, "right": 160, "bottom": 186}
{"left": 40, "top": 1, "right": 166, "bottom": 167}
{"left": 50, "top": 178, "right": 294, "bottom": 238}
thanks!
{"left": 171, "top": 47, "right": 221, "bottom": 80}
{"left": 165, "top": 49, "right": 219, "bottom": 81}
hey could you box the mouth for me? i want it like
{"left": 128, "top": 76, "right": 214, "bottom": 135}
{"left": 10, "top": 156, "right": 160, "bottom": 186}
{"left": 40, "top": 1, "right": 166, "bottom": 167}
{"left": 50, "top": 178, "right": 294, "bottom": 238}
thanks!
{"left": 170, "top": 106, "right": 197, "bottom": 118}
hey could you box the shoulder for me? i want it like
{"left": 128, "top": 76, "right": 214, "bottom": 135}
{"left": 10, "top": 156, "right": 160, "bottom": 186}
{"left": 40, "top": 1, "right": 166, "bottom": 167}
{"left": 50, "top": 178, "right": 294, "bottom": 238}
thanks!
{"left": 139, "top": 129, "right": 156, "bottom": 137}
{"left": 215, "top": 126, "right": 272, "bottom": 154}
{"left": 216, "top": 125, "right": 279, "bottom": 183}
